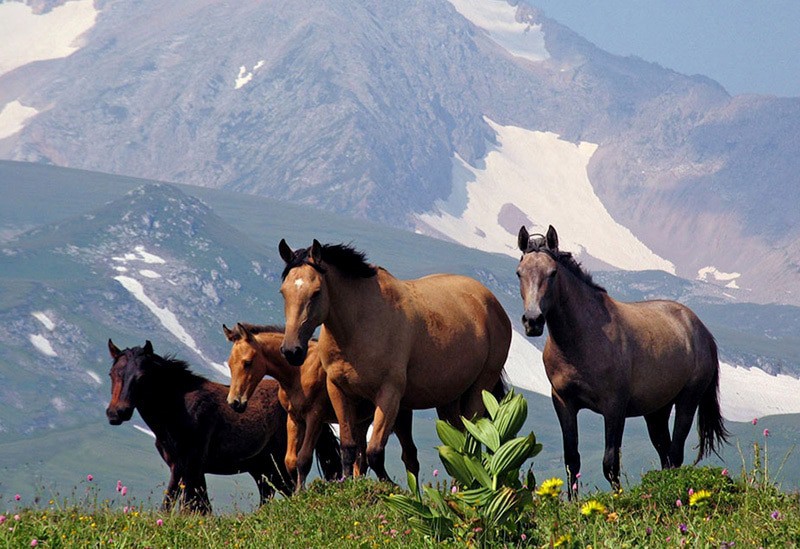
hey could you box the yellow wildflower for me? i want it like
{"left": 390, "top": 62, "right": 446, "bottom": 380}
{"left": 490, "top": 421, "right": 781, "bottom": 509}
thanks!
{"left": 536, "top": 477, "right": 564, "bottom": 498}
{"left": 689, "top": 489, "right": 712, "bottom": 507}
{"left": 553, "top": 533, "right": 572, "bottom": 547}
{"left": 580, "top": 500, "right": 607, "bottom": 517}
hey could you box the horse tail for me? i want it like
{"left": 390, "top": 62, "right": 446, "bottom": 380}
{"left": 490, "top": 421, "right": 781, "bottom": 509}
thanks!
{"left": 314, "top": 423, "right": 343, "bottom": 481}
{"left": 695, "top": 337, "right": 730, "bottom": 464}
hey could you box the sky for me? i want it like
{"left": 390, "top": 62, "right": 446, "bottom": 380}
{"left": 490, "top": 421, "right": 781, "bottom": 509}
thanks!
{"left": 529, "top": 0, "right": 800, "bottom": 98}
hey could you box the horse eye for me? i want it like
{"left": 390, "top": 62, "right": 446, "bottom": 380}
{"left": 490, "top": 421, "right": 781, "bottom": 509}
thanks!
{"left": 515, "top": 270, "right": 521, "bottom": 278}
{"left": 243, "top": 360, "right": 252, "bottom": 369}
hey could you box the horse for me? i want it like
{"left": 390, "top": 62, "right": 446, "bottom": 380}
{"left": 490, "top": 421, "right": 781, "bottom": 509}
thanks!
{"left": 515, "top": 225, "right": 729, "bottom": 495}
{"left": 223, "top": 322, "right": 419, "bottom": 489}
{"left": 277, "top": 239, "right": 511, "bottom": 478}
{"left": 105, "top": 339, "right": 341, "bottom": 513}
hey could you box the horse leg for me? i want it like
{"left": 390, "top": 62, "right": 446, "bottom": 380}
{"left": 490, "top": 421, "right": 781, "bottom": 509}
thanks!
{"left": 668, "top": 394, "right": 701, "bottom": 468}
{"left": 352, "top": 420, "right": 370, "bottom": 477}
{"left": 551, "top": 392, "right": 581, "bottom": 498}
{"left": 602, "top": 412, "right": 626, "bottom": 493}
{"left": 393, "top": 408, "right": 420, "bottom": 479}
{"left": 295, "top": 412, "right": 325, "bottom": 491}
{"left": 327, "top": 377, "right": 360, "bottom": 478}
{"left": 284, "top": 414, "right": 304, "bottom": 489}
{"left": 162, "top": 468, "right": 180, "bottom": 512}
{"left": 366, "top": 387, "right": 403, "bottom": 483}
{"left": 251, "top": 472, "right": 276, "bottom": 506}
{"left": 644, "top": 404, "right": 673, "bottom": 469}
{"left": 436, "top": 400, "right": 463, "bottom": 430}
{"left": 182, "top": 472, "right": 211, "bottom": 514}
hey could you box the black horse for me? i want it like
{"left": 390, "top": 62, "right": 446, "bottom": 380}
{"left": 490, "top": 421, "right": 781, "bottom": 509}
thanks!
{"left": 106, "top": 340, "right": 341, "bottom": 513}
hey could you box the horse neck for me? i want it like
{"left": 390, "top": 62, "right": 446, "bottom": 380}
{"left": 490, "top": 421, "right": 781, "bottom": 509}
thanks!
{"left": 133, "top": 362, "right": 199, "bottom": 431}
{"left": 322, "top": 267, "right": 382, "bottom": 345}
{"left": 255, "top": 333, "right": 299, "bottom": 387}
{"left": 546, "top": 268, "right": 608, "bottom": 347}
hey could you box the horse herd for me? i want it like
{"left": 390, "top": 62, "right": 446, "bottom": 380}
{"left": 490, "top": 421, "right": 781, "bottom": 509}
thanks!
{"left": 105, "top": 225, "right": 729, "bottom": 513}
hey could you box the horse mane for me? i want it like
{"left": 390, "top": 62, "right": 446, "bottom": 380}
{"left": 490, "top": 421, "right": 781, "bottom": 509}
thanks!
{"left": 552, "top": 250, "right": 606, "bottom": 293}
{"left": 145, "top": 351, "right": 210, "bottom": 387}
{"left": 236, "top": 323, "right": 285, "bottom": 335}
{"left": 282, "top": 242, "right": 377, "bottom": 279}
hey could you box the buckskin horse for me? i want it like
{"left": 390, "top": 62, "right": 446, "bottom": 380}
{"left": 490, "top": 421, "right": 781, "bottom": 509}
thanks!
{"left": 223, "top": 322, "right": 418, "bottom": 489}
{"left": 277, "top": 239, "right": 511, "bottom": 479}
{"left": 105, "top": 339, "right": 340, "bottom": 513}
{"left": 516, "top": 225, "right": 728, "bottom": 495}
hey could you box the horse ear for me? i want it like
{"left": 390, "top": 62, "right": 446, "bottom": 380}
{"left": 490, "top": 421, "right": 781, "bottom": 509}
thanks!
{"left": 518, "top": 226, "right": 530, "bottom": 253}
{"left": 236, "top": 322, "right": 255, "bottom": 343}
{"left": 143, "top": 340, "right": 154, "bottom": 355}
{"left": 310, "top": 239, "right": 323, "bottom": 264}
{"left": 546, "top": 225, "right": 559, "bottom": 252}
{"left": 223, "top": 324, "right": 238, "bottom": 342}
{"left": 108, "top": 339, "right": 122, "bottom": 359}
{"left": 278, "top": 239, "right": 293, "bottom": 264}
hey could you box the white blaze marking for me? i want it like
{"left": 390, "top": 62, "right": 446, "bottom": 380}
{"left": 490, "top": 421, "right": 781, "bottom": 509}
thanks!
{"left": 294, "top": 279, "right": 305, "bottom": 289}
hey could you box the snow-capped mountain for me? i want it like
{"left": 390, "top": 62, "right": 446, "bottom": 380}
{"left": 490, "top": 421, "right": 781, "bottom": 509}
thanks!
{"left": 0, "top": 0, "right": 798, "bottom": 306}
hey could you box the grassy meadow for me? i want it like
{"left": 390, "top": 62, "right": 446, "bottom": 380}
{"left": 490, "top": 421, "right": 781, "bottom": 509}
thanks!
{"left": 2, "top": 439, "right": 798, "bottom": 548}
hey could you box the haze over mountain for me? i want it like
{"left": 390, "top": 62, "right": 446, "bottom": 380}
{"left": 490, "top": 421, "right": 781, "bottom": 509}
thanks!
{"left": 0, "top": 0, "right": 798, "bottom": 308}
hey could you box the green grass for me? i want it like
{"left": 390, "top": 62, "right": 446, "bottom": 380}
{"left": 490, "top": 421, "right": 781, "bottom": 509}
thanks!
{"left": 3, "top": 465, "right": 799, "bottom": 548}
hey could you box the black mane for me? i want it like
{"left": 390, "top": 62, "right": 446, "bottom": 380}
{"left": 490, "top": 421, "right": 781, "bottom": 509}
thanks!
{"left": 282, "top": 243, "right": 377, "bottom": 279}
{"left": 553, "top": 250, "right": 606, "bottom": 293}
{"left": 140, "top": 350, "right": 210, "bottom": 387}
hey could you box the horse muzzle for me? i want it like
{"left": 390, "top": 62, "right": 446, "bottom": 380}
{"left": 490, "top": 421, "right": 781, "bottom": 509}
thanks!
{"left": 106, "top": 406, "right": 133, "bottom": 425}
{"left": 522, "top": 314, "right": 545, "bottom": 337}
{"left": 280, "top": 345, "right": 307, "bottom": 366}
{"left": 229, "top": 398, "right": 248, "bottom": 413}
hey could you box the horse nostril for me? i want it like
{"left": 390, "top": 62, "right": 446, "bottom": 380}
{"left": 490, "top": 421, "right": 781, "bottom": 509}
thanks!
{"left": 282, "top": 346, "right": 305, "bottom": 366}
{"left": 230, "top": 399, "right": 247, "bottom": 413}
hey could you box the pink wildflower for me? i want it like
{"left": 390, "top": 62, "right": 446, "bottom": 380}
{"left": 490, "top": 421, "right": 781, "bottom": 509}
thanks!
{"left": 763, "top": 429, "right": 770, "bottom": 437}
{"left": 87, "top": 474, "right": 93, "bottom": 482}
{"left": 451, "top": 485, "right": 458, "bottom": 494}
{"left": 688, "top": 488, "right": 694, "bottom": 496}
{"left": 14, "top": 515, "right": 20, "bottom": 521}
{"left": 676, "top": 499, "right": 683, "bottom": 507}
{"left": 722, "top": 468, "right": 729, "bottom": 476}
{"left": 116, "top": 480, "right": 123, "bottom": 492}
{"left": 14, "top": 494, "right": 20, "bottom": 501}
{"left": 0, "top": 516, "right": 5, "bottom": 525}
{"left": 121, "top": 486, "right": 128, "bottom": 497}
{"left": 156, "top": 519, "right": 163, "bottom": 527}
{"left": 31, "top": 540, "right": 38, "bottom": 547}
{"left": 575, "top": 472, "right": 582, "bottom": 479}
{"left": 433, "top": 469, "right": 439, "bottom": 477}
{"left": 751, "top": 418, "right": 758, "bottom": 425}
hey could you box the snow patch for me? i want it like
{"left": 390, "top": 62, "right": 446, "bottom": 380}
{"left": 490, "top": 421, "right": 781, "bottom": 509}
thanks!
{"left": 697, "top": 266, "right": 741, "bottom": 289}
{"left": 114, "top": 274, "right": 230, "bottom": 379}
{"left": 719, "top": 363, "right": 800, "bottom": 421}
{"left": 0, "top": 100, "right": 39, "bottom": 140}
{"left": 0, "top": 0, "right": 98, "bottom": 77}
{"left": 112, "top": 246, "right": 166, "bottom": 265}
{"left": 86, "top": 370, "right": 102, "bottom": 385}
{"left": 114, "top": 275, "right": 199, "bottom": 351}
{"left": 446, "top": 0, "right": 549, "bottom": 62}
{"left": 29, "top": 333, "right": 57, "bottom": 357}
{"left": 32, "top": 311, "right": 55, "bottom": 331}
{"left": 51, "top": 397, "right": 67, "bottom": 413}
{"left": 235, "top": 60, "right": 266, "bottom": 89}
{"left": 138, "top": 269, "right": 161, "bottom": 279}
{"left": 417, "top": 118, "right": 676, "bottom": 273}
{"left": 133, "top": 424, "right": 156, "bottom": 439}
